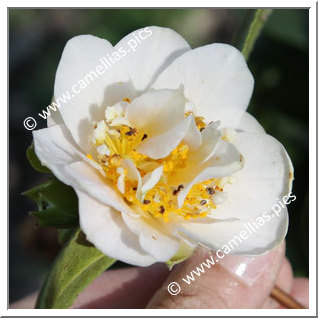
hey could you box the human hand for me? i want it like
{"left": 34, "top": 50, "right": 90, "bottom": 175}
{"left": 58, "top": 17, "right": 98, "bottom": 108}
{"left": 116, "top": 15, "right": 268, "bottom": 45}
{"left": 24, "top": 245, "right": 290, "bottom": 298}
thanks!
{"left": 10, "top": 243, "right": 308, "bottom": 309}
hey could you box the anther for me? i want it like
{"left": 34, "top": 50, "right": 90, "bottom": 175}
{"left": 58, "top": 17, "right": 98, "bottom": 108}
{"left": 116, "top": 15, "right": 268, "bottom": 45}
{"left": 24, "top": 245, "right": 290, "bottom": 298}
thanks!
{"left": 206, "top": 187, "right": 215, "bottom": 195}
{"left": 173, "top": 184, "right": 184, "bottom": 195}
{"left": 125, "top": 127, "right": 137, "bottom": 136}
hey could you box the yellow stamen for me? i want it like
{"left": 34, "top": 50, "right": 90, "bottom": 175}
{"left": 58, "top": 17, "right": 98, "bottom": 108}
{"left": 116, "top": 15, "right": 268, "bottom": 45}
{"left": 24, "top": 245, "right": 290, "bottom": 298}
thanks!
{"left": 92, "top": 116, "right": 227, "bottom": 222}
{"left": 194, "top": 116, "right": 206, "bottom": 131}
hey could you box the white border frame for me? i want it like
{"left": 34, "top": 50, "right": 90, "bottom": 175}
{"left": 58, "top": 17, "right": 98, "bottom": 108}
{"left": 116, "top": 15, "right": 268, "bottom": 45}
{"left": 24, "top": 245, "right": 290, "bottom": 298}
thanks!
{"left": 3, "top": 0, "right": 316, "bottom": 316}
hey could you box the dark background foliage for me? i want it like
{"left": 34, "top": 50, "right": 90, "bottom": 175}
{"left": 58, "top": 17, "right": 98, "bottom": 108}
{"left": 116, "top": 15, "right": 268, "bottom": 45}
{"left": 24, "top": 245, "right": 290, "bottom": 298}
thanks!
{"left": 9, "top": 9, "right": 309, "bottom": 303}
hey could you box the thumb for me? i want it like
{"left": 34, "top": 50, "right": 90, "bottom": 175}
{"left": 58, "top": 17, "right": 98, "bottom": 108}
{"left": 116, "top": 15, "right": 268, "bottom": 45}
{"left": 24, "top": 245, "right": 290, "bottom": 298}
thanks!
{"left": 147, "top": 243, "right": 285, "bottom": 309}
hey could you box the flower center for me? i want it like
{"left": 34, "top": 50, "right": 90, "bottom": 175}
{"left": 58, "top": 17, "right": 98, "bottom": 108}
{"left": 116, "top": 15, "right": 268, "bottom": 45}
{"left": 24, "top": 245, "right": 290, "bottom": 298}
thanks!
{"left": 87, "top": 99, "right": 230, "bottom": 222}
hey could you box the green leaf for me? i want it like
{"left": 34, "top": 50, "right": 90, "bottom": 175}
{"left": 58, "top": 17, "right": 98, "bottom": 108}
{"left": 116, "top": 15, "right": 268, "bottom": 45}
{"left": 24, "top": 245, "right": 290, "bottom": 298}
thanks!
{"left": 36, "top": 228, "right": 116, "bottom": 309}
{"left": 166, "top": 242, "right": 194, "bottom": 269}
{"left": 241, "top": 9, "right": 273, "bottom": 60}
{"left": 23, "top": 178, "right": 78, "bottom": 228}
{"left": 57, "top": 228, "right": 77, "bottom": 245}
{"left": 26, "top": 142, "right": 51, "bottom": 173}
{"left": 30, "top": 209, "right": 77, "bottom": 228}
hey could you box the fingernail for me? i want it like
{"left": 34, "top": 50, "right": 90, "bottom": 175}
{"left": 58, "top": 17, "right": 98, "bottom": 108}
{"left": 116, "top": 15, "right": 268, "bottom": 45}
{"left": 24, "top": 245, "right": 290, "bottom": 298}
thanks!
{"left": 217, "top": 246, "right": 282, "bottom": 286}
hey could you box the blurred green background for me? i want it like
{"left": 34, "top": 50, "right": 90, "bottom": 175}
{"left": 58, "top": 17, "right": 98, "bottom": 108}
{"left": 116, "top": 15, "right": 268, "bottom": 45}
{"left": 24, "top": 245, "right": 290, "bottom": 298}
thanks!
{"left": 9, "top": 9, "right": 309, "bottom": 303}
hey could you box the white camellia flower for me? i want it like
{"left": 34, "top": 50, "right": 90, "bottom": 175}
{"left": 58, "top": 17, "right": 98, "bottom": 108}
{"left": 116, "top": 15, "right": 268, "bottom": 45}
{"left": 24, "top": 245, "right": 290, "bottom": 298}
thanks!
{"left": 33, "top": 26, "right": 293, "bottom": 266}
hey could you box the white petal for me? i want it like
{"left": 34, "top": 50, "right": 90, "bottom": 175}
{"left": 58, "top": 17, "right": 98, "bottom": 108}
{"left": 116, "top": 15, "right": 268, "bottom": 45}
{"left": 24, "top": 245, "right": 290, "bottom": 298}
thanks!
{"left": 213, "top": 192, "right": 228, "bottom": 205}
{"left": 121, "top": 159, "right": 142, "bottom": 199}
{"left": 33, "top": 124, "right": 108, "bottom": 189}
{"left": 182, "top": 115, "right": 202, "bottom": 150}
{"left": 121, "top": 159, "right": 141, "bottom": 183}
{"left": 81, "top": 153, "right": 106, "bottom": 177}
{"left": 141, "top": 166, "right": 163, "bottom": 197}
{"left": 54, "top": 35, "right": 132, "bottom": 152}
{"left": 209, "top": 132, "right": 294, "bottom": 220}
{"left": 115, "top": 26, "right": 190, "bottom": 91}
{"left": 137, "top": 116, "right": 192, "bottom": 159}
{"left": 167, "top": 122, "right": 222, "bottom": 185}
{"left": 179, "top": 207, "right": 288, "bottom": 255}
{"left": 105, "top": 102, "right": 126, "bottom": 123}
{"left": 121, "top": 212, "right": 180, "bottom": 261}
{"left": 117, "top": 172, "right": 126, "bottom": 194}
{"left": 177, "top": 142, "right": 243, "bottom": 208}
{"left": 153, "top": 44, "right": 254, "bottom": 127}
{"left": 97, "top": 144, "right": 110, "bottom": 156}
{"left": 210, "top": 139, "right": 244, "bottom": 167}
{"left": 170, "top": 138, "right": 242, "bottom": 186}
{"left": 65, "top": 161, "right": 136, "bottom": 216}
{"left": 92, "top": 120, "right": 108, "bottom": 144}
{"left": 188, "top": 121, "right": 222, "bottom": 164}
{"left": 33, "top": 124, "right": 81, "bottom": 185}
{"left": 126, "top": 86, "right": 185, "bottom": 136}
{"left": 47, "top": 101, "right": 64, "bottom": 127}
{"left": 77, "top": 190, "right": 156, "bottom": 266}
{"left": 236, "top": 112, "right": 266, "bottom": 134}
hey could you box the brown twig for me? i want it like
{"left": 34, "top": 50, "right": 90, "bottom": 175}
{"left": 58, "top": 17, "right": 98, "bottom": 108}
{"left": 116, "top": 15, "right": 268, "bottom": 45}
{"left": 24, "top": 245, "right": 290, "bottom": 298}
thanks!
{"left": 270, "top": 285, "right": 305, "bottom": 309}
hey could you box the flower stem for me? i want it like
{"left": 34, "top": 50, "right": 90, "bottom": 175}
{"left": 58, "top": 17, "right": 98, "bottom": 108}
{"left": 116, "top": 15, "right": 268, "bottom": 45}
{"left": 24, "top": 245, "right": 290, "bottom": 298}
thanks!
{"left": 241, "top": 9, "right": 273, "bottom": 60}
{"left": 271, "top": 285, "right": 305, "bottom": 309}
